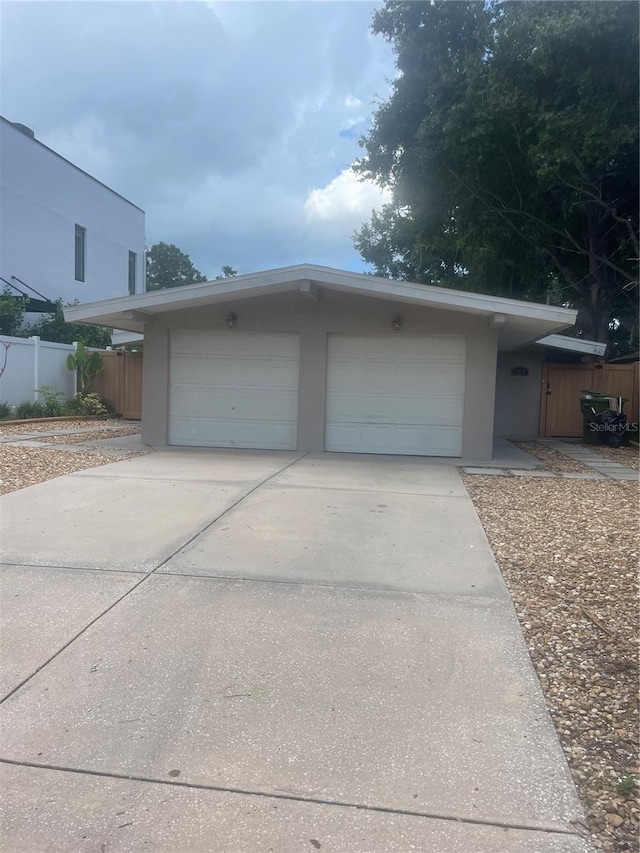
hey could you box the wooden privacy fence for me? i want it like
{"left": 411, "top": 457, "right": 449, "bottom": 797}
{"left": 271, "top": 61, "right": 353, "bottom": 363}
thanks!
{"left": 92, "top": 350, "right": 143, "bottom": 420}
{"left": 540, "top": 361, "right": 639, "bottom": 438}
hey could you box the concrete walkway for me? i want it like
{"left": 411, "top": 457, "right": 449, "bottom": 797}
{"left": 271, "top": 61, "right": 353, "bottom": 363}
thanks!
{"left": 542, "top": 439, "right": 638, "bottom": 481}
{"left": 0, "top": 450, "right": 593, "bottom": 851}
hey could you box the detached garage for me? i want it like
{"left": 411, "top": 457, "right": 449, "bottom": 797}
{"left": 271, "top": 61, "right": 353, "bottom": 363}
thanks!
{"left": 65, "top": 264, "right": 578, "bottom": 461}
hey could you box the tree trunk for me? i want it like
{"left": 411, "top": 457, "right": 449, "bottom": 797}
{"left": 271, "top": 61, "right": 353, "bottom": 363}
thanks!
{"left": 577, "top": 202, "right": 612, "bottom": 345}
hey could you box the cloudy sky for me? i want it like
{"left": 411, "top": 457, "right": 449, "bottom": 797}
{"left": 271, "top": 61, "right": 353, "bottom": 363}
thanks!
{"left": 1, "top": 1, "right": 395, "bottom": 278}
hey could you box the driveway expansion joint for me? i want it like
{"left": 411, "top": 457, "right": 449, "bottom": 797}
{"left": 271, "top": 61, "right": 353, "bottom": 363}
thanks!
{"left": 0, "top": 562, "right": 147, "bottom": 577}
{"left": 150, "top": 569, "right": 505, "bottom": 602}
{"left": 0, "top": 758, "right": 587, "bottom": 840}
{"left": 0, "top": 454, "right": 308, "bottom": 706}
{"left": 0, "top": 573, "right": 148, "bottom": 706}
{"left": 152, "top": 452, "right": 309, "bottom": 571}
{"left": 267, "top": 482, "right": 469, "bottom": 498}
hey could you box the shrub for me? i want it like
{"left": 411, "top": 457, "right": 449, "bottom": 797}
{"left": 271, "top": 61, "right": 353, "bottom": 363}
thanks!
{"left": 37, "top": 387, "right": 66, "bottom": 417}
{"left": 62, "top": 395, "right": 85, "bottom": 416}
{"left": 66, "top": 343, "right": 104, "bottom": 395}
{"left": 63, "top": 393, "right": 109, "bottom": 417}
{"left": 14, "top": 400, "right": 45, "bottom": 419}
{"left": 79, "top": 393, "right": 108, "bottom": 416}
{"left": 0, "top": 400, "right": 13, "bottom": 420}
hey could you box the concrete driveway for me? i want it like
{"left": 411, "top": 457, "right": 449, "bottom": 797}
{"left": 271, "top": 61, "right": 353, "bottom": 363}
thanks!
{"left": 0, "top": 450, "right": 592, "bottom": 852}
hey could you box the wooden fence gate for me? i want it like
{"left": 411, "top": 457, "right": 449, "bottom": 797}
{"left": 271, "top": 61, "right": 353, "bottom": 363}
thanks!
{"left": 540, "top": 361, "right": 639, "bottom": 437}
{"left": 93, "top": 350, "right": 143, "bottom": 420}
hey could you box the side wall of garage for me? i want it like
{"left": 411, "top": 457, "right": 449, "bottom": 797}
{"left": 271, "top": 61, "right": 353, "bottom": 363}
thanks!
{"left": 493, "top": 350, "right": 544, "bottom": 439}
{"left": 141, "top": 290, "right": 499, "bottom": 459}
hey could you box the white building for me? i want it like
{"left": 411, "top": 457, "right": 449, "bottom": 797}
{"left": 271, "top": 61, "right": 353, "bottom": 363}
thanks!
{"left": 0, "top": 116, "right": 145, "bottom": 308}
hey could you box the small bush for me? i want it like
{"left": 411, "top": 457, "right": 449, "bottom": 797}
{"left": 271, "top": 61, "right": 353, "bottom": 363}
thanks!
{"left": 0, "top": 401, "right": 13, "bottom": 420}
{"left": 616, "top": 776, "right": 637, "bottom": 797}
{"left": 37, "top": 387, "right": 66, "bottom": 417}
{"left": 62, "top": 396, "right": 85, "bottom": 416}
{"left": 14, "top": 400, "right": 45, "bottom": 419}
{"left": 79, "top": 393, "right": 108, "bottom": 416}
{"left": 63, "top": 393, "right": 109, "bottom": 417}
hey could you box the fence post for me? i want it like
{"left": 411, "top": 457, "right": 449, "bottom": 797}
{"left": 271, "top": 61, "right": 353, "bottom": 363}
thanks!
{"left": 29, "top": 336, "right": 40, "bottom": 401}
{"left": 72, "top": 341, "right": 79, "bottom": 395}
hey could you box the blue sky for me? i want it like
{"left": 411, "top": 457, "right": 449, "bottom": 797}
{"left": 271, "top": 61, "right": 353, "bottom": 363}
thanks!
{"left": 1, "top": 1, "right": 395, "bottom": 278}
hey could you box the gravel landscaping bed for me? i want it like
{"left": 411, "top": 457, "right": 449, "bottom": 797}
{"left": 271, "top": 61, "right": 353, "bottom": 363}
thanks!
{"left": 0, "top": 445, "right": 147, "bottom": 495}
{"left": 32, "top": 427, "right": 141, "bottom": 444}
{"left": 589, "top": 445, "right": 640, "bottom": 471}
{"left": 464, "top": 474, "right": 639, "bottom": 852}
{"left": 513, "top": 440, "right": 593, "bottom": 473}
{"left": 0, "top": 418, "right": 129, "bottom": 437}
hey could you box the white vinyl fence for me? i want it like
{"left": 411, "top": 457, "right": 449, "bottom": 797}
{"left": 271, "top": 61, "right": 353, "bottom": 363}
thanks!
{"left": 0, "top": 335, "right": 78, "bottom": 405}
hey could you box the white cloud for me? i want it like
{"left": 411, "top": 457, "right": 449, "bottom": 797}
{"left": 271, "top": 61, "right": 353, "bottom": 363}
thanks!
{"left": 1, "top": 1, "right": 396, "bottom": 273}
{"left": 40, "top": 117, "right": 120, "bottom": 187}
{"left": 304, "top": 168, "right": 391, "bottom": 230}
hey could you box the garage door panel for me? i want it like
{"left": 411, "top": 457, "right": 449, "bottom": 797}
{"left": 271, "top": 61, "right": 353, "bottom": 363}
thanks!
{"left": 231, "top": 390, "right": 298, "bottom": 420}
{"left": 394, "top": 366, "right": 431, "bottom": 394}
{"left": 327, "top": 395, "right": 464, "bottom": 427}
{"left": 361, "top": 365, "right": 397, "bottom": 394}
{"left": 326, "top": 424, "right": 463, "bottom": 456}
{"left": 324, "top": 365, "right": 362, "bottom": 393}
{"left": 325, "top": 335, "right": 465, "bottom": 457}
{"left": 169, "top": 332, "right": 299, "bottom": 450}
{"left": 429, "top": 365, "right": 466, "bottom": 395}
{"left": 169, "top": 418, "right": 297, "bottom": 450}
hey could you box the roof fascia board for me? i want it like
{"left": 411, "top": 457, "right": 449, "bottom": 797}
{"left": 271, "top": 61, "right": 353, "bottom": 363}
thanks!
{"left": 63, "top": 263, "right": 577, "bottom": 328}
{"left": 535, "top": 333, "right": 607, "bottom": 356}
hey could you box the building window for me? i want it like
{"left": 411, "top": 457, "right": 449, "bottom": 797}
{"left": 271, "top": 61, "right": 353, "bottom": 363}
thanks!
{"left": 128, "top": 251, "right": 137, "bottom": 295}
{"left": 75, "top": 224, "right": 86, "bottom": 281}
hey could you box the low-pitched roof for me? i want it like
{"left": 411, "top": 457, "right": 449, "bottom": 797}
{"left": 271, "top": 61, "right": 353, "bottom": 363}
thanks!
{"left": 65, "top": 263, "right": 577, "bottom": 351}
{"left": 535, "top": 334, "right": 606, "bottom": 357}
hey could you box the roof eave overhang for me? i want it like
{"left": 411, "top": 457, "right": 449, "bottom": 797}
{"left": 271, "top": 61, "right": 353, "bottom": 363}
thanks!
{"left": 535, "top": 333, "right": 607, "bottom": 357}
{"left": 63, "top": 264, "right": 577, "bottom": 346}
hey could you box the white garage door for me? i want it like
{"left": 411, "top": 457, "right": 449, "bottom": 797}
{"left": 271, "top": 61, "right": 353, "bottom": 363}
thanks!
{"left": 325, "top": 335, "right": 466, "bottom": 457}
{"left": 169, "top": 331, "right": 299, "bottom": 449}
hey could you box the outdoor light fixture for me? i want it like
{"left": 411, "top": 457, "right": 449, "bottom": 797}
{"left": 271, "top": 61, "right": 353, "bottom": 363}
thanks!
{"left": 391, "top": 315, "right": 403, "bottom": 330}
{"left": 225, "top": 311, "right": 238, "bottom": 329}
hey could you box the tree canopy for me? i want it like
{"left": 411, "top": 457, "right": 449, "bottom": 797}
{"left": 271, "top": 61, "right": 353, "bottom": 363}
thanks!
{"left": 145, "top": 242, "right": 208, "bottom": 291}
{"left": 215, "top": 265, "right": 238, "bottom": 280}
{"left": 25, "top": 300, "right": 112, "bottom": 347}
{"left": 145, "top": 242, "right": 239, "bottom": 290}
{"left": 0, "top": 291, "right": 111, "bottom": 347}
{"left": 354, "top": 1, "right": 639, "bottom": 353}
{"left": 0, "top": 287, "right": 28, "bottom": 337}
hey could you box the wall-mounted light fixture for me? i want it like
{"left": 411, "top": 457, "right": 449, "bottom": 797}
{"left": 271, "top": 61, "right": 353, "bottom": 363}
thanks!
{"left": 391, "top": 315, "right": 403, "bottom": 330}
{"left": 225, "top": 311, "right": 238, "bottom": 329}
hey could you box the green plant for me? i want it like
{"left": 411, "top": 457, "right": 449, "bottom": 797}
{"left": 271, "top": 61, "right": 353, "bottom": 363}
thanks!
{"left": 79, "top": 393, "right": 108, "bottom": 416}
{"left": 66, "top": 342, "right": 104, "bottom": 395}
{"left": 62, "top": 395, "right": 85, "bottom": 416}
{"left": 14, "top": 400, "right": 45, "bottom": 419}
{"left": 0, "top": 400, "right": 13, "bottom": 419}
{"left": 616, "top": 776, "right": 637, "bottom": 797}
{"left": 65, "top": 392, "right": 108, "bottom": 417}
{"left": 37, "top": 386, "right": 66, "bottom": 417}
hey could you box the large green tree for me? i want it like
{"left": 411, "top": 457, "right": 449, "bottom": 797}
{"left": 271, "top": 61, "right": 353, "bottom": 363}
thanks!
{"left": 0, "top": 287, "right": 28, "bottom": 337}
{"left": 24, "top": 300, "right": 112, "bottom": 348}
{"left": 355, "top": 1, "right": 639, "bottom": 352}
{"left": 146, "top": 242, "right": 208, "bottom": 291}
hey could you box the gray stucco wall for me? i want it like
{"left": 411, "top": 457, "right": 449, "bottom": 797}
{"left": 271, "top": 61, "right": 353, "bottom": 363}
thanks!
{"left": 493, "top": 350, "right": 544, "bottom": 439}
{"left": 141, "top": 289, "right": 499, "bottom": 459}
